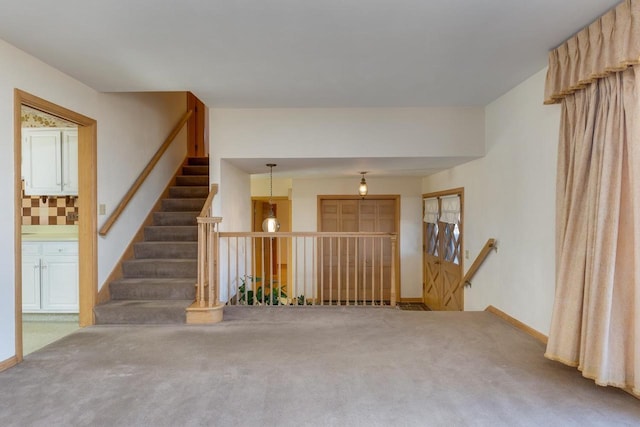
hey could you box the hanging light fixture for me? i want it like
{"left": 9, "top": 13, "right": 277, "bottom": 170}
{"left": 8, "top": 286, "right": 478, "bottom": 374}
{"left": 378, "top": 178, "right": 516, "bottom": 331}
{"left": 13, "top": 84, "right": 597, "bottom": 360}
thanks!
{"left": 262, "top": 163, "right": 280, "bottom": 232}
{"left": 358, "top": 172, "right": 368, "bottom": 198}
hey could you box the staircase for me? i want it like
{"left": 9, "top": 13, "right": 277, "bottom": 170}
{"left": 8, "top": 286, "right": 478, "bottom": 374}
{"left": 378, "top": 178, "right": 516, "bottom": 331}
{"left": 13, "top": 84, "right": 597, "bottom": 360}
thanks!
{"left": 94, "top": 157, "right": 209, "bottom": 324}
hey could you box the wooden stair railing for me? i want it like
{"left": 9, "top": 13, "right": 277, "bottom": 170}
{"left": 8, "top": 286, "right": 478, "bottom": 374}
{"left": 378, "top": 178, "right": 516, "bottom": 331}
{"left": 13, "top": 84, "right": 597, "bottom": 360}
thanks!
{"left": 99, "top": 109, "right": 193, "bottom": 236}
{"left": 186, "top": 184, "right": 224, "bottom": 324}
{"left": 212, "top": 231, "right": 397, "bottom": 308}
{"left": 462, "top": 238, "right": 497, "bottom": 288}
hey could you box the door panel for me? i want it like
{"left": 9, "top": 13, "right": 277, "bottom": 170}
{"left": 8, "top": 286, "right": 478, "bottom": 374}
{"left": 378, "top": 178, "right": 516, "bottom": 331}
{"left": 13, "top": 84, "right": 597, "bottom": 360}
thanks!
{"left": 423, "top": 221, "right": 442, "bottom": 310}
{"left": 320, "top": 200, "right": 358, "bottom": 302}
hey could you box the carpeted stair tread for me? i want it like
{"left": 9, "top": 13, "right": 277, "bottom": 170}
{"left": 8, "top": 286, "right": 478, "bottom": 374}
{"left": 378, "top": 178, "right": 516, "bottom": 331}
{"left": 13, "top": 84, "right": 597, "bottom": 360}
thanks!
{"left": 187, "top": 157, "right": 209, "bottom": 166}
{"left": 152, "top": 211, "right": 199, "bottom": 226}
{"left": 122, "top": 258, "right": 197, "bottom": 278}
{"left": 134, "top": 241, "right": 198, "bottom": 259}
{"left": 110, "top": 278, "right": 195, "bottom": 300}
{"left": 182, "top": 165, "right": 209, "bottom": 175}
{"left": 176, "top": 175, "right": 209, "bottom": 186}
{"left": 161, "top": 198, "right": 206, "bottom": 211}
{"left": 93, "top": 300, "right": 193, "bottom": 324}
{"left": 144, "top": 226, "right": 198, "bottom": 241}
{"left": 168, "top": 186, "right": 209, "bottom": 198}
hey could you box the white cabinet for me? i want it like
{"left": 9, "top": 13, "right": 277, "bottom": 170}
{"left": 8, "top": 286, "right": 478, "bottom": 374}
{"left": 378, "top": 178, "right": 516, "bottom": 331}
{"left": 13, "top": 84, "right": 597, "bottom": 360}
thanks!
{"left": 22, "top": 241, "right": 78, "bottom": 313}
{"left": 61, "top": 130, "right": 78, "bottom": 194}
{"left": 22, "top": 128, "right": 78, "bottom": 196}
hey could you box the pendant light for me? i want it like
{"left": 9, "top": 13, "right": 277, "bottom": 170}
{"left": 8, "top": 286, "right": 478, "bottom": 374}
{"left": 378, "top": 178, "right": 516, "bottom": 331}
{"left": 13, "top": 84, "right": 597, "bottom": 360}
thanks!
{"left": 262, "top": 163, "right": 280, "bottom": 232}
{"left": 358, "top": 172, "right": 368, "bottom": 198}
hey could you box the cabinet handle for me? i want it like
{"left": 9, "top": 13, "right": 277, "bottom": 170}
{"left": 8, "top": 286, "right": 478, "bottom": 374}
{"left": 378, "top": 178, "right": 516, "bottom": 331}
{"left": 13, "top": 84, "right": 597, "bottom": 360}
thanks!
{"left": 33, "top": 264, "right": 40, "bottom": 270}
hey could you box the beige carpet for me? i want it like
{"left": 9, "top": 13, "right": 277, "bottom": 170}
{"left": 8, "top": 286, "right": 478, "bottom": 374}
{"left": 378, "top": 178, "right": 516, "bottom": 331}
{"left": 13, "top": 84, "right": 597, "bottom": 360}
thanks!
{"left": 1, "top": 307, "right": 638, "bottom": 426}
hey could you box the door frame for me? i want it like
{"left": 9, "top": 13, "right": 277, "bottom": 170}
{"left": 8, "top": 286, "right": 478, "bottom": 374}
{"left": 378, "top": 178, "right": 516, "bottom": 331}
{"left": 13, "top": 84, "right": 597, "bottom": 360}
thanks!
{"left": 421, "top": 187, "right": 464, "bottom": 310}
{"left": 14, "top": 89, "right": 98, "bottom": 362}
{"left": 317, "top": 195, "right": 401, "bottom": 300}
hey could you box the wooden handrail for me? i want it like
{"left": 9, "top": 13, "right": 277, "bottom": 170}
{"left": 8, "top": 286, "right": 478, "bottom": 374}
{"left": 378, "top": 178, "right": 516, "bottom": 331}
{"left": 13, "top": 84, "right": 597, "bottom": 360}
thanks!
{"left": 198, "top": 184, "right": 219, "bottom": 218}
{"left": 462, "top": 238, "right": 497, "bottom": 288}
{"left": 99, "top": 109, "right": 193, "bottom": 236}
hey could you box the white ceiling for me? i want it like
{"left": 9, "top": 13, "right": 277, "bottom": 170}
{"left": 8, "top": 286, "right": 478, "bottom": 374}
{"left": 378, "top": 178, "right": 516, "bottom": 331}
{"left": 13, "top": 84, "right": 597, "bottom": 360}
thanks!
{"left": 0, "top": 0, "right": 620, "bottom": 177}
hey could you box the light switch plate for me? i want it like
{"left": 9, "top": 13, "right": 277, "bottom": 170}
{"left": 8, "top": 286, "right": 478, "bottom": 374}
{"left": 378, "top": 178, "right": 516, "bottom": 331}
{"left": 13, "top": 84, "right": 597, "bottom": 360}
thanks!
{"left": 99, "top": 204, "right": 106, "bottom": 215}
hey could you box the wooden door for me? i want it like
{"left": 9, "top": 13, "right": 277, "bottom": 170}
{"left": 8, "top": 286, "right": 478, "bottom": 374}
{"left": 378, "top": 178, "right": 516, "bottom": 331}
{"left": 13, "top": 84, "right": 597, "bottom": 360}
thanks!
{"left": 423, "top": 221, "right": 443, "bottom": 310}
{"left": 439, "top": 221, "right": 463, "bottom": 310}
{"left": 359, "top": 200, "right": 395, "bottom": 302}
{"left": 187, "top": 92, "right": 208, "bottom": 157}
{"left": 422, "top": 193, "right": 463, "bottom": 311}
{"left": 319, "top": 198, "right": 397, "bottom": 304}
{"left": 319, "top": 199, "right": 358, "bottom": 302}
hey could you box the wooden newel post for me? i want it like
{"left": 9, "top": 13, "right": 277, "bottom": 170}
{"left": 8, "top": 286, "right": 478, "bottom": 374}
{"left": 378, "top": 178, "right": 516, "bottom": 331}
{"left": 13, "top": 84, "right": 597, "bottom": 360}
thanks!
{"left": 390, "top": 235, "right": 397, "bottom": 307}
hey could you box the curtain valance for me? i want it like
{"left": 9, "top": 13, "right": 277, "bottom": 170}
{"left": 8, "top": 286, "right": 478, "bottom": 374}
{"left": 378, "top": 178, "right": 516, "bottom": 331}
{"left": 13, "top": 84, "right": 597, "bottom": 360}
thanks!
{"left": 544, "top": 0, "right": 640, "bottom": 104}
{"left": 423, "top": 198, "right": 439, "bottom": 224}
{"left": 440, "top": 195, "right": 460, "bottom": 225}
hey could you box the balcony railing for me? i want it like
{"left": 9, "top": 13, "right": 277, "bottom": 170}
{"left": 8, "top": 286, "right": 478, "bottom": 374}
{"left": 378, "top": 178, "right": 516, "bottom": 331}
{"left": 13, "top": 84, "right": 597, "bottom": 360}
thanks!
{"left": 216, "top": 232, "right": 397, "bottom": 307}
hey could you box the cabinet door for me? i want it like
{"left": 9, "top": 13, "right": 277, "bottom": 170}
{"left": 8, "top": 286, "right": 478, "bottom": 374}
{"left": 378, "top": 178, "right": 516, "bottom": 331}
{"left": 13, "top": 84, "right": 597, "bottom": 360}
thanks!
{"left": 41, "top": 255, "right": 79, "bottom": 312}
{"left": 61, "top": 130, "right": 78, "bottom": 195}
{"left": 22, "top": 255, "right": 41, "bottom": 312}
{"left": 22, "top": 129, "right": 62, "bottom": 195}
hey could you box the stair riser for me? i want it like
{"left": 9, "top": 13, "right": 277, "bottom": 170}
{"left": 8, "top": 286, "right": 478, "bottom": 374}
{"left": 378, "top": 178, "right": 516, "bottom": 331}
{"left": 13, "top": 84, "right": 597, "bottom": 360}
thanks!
{"left": 162, "top": 198, "right": 206, "bottom": 212}
{"left": 144, "top": 227, "right": 198, "bottom": 241}
{"left": 176, "top": 176, "right": 209, "bottom": 186}
{"left": 134, "top": 243, "right": 198, "bottom": 259}
{"left": 152, "top": 212, "right": 198, "bottom": 226}
{"left": 182, "top": 165, "right": 209, "bottom": 176}
{"left": 110, "top": 283, "right": 195, "bottom": 300}
{"left": 94, "top": 306, "right": 187, "bottom": 324}
{"left": 122, "top": 261, "right": 197, "bottom": 278}
{"left": 187, "top": 157, "right": 209, "bottom": 166}
{"left": 169, "top": 186, "right": 209, "bottom": 198}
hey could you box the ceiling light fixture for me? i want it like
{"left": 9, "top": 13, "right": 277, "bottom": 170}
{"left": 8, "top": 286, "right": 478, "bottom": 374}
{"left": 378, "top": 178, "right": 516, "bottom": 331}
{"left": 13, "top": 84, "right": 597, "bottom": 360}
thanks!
{"left": 262, "top": 163, "right": 280, "bottom": 232}
{"left": 358, "top": 172, "right": 368, "bottom": 198}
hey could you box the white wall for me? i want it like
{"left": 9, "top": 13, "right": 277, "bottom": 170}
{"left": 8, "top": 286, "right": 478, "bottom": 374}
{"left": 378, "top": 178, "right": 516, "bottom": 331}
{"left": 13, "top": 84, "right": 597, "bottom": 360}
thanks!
{"left": 97, "top": 92, "right": 187, "bottom": 284}
{"left": 250, "top": 176, "right": 292, "bottom": 198}
{"left": 0, "top": 39, "right": 186, "bottom": 362}
{"left": 218, "top": 160, "right": 252, "bottom": 232}
{"left": 210, "top": 107, "right": 485, "bottom": 170}
{"left": 423, "top": 68, "right": 560, "bottom": 334}
{"left": 292, "top": 176, "right": 423, "bottom": 298}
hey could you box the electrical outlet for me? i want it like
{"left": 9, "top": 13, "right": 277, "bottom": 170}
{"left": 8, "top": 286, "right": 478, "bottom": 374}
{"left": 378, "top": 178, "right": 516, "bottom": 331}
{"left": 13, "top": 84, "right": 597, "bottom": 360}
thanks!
{"left": 66, "top": 212, "right": 79, "bottom": 221}
{"left": 465, "top": 250, "right": 469, "bottom": 259}
{"left": 99, "top": 204, "right": 106, "bottom": 215}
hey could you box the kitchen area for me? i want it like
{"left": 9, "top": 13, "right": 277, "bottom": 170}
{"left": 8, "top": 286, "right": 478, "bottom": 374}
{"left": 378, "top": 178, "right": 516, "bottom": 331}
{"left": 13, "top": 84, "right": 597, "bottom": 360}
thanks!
{"left": 20, "top": 106, "right": 79, "bottom": 355}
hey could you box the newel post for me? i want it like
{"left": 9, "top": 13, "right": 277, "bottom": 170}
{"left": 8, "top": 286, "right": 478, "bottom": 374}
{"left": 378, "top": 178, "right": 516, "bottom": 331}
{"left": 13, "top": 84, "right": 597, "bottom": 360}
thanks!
{"left": 390, "top": 235, "right": 397, "bottom": 307}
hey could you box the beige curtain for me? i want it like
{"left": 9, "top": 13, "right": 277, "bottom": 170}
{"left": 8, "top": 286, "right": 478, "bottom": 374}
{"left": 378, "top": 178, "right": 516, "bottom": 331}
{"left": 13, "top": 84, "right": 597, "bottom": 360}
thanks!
{"left": 544, "top": 0, "right": 640, "bottom": 397}
{"left": 545, "top": 65, "right": 640, "bottom": 397}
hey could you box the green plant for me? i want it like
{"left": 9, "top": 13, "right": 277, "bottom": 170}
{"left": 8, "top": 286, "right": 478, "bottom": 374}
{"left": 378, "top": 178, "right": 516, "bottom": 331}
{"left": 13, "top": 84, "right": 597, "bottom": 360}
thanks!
{"left": 238, "top": 276, "right": 287, "bottom": 305}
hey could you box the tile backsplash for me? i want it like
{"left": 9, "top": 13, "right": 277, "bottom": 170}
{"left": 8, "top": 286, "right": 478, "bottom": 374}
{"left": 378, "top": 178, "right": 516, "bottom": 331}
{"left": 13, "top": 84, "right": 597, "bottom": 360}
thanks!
{"left": 22, "top": 195, "right": 79, "bottom": 225}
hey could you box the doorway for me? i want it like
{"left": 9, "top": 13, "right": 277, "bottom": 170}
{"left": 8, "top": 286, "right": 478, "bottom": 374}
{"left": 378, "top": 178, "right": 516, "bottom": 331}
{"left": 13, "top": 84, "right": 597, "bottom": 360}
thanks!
{"left": 251, "top": 197, "right": 291, "bottom": 292}
{"left": 422, "top": 188, "right": 464, "bottom": 311}
{"left": 14, "top": 90, "right": 97, "bottom": 362}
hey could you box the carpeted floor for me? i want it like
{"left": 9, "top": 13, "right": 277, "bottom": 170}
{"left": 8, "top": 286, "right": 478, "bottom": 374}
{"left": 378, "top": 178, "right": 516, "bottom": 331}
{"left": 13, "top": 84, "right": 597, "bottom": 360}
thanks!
{"left": 1, "top": 307, "right": 638, "bottom": 426}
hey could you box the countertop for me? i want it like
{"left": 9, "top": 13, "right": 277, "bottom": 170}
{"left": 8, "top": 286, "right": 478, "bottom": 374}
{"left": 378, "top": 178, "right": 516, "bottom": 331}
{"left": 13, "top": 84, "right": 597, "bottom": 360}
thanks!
{"left": 21, "top": 225, "right": 78, "bottom": 242}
